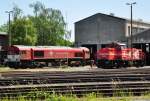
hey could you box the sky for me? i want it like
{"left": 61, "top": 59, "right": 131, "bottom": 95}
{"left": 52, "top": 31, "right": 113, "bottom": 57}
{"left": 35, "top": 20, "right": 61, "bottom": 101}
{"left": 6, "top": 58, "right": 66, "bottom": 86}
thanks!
{"left": 0, "top": 0, "right": 150, "bottom": 41}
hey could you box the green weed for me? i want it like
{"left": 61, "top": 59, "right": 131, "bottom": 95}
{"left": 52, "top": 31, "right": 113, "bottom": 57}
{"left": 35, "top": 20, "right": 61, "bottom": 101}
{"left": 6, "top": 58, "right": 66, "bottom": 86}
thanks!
{"left": 1, "top": 91, "right": 150, "bottom": 101}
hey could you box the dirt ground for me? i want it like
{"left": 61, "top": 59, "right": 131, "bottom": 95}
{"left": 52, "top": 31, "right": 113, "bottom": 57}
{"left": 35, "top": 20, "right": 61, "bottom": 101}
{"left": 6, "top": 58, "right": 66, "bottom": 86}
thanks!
{"left": 0, "top": 65, "right": 149, "bottom": 73}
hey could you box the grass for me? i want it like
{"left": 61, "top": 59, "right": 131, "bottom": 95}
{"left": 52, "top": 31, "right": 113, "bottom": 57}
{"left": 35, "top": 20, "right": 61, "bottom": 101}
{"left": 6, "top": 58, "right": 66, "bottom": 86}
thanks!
{"left": 1, "top": 91, "right": 150, "bottom": 101}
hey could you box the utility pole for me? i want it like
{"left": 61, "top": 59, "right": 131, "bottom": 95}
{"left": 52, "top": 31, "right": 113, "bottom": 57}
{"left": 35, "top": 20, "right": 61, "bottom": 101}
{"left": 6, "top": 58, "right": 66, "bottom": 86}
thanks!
{"left": 126, "top": 2, "right": 136, "bottom": 60}
{"left": 5, "top": 11, "right": 13, "bottom": 46}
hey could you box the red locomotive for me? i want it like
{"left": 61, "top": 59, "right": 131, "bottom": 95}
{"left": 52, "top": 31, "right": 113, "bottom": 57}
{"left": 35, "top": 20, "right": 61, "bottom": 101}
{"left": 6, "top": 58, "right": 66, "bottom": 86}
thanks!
{"left": 3, "top": 42, "right": 146, "bottom": 69}
{"left": 5, "top": 45, "right": 90, "bottom": 68}
{"left": 96, "top": 42, "right": 145, "bottom": 68}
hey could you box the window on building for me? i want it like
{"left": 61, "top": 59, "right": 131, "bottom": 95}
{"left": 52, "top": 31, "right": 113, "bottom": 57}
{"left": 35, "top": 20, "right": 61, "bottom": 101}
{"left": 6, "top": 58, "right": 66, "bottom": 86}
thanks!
{"left": 140, "top": 28, "right": 145, "bottom": 31}
{"left": 128, "top": 26, "right": 130, "bottom": 36}
{"left": 133, "top": 27, "right": 138, "bottom": 34}
{"left": 34, "top": 51, "right": 44, "bottom": 57}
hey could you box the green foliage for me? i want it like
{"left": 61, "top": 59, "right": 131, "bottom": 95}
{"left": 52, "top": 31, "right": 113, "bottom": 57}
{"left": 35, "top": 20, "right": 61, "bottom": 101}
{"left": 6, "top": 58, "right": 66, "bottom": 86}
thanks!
{"left": 12, "top": 4, "right": 23, "bottom": 21}
{"left": 0, "top": 1, "right": 72, "bottom": 46}
{"left": 29, "top": 1, "right": 71, "bottom": 46}
{"left": 24, "top": 91, "right": 133, "bottom": 101}
{"left": 0, "top": 24, "right": 8, "bottom": 32}
{"left": 1, "top": 92, "right": 150, "bottom": 101}
{"left": 10, "top": 18, "right": 37, "bottom": 45}
{"left": 1, "top": 92, "right": 78, "bottom": 101}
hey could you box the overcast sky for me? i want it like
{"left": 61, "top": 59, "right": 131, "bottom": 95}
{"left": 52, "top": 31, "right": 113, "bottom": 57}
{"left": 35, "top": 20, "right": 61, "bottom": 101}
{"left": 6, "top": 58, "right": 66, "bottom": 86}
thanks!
{"left": 0, "top": 0, "right": 150, "bottom": 41}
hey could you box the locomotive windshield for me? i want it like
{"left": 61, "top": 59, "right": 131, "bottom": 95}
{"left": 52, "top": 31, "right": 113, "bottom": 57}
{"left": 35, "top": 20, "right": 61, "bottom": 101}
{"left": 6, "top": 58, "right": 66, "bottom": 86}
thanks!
{"left": 107, "top": 42, "right": 127, "bottom": 50}
{"left": 8, "top": 48, "right": 19, "bottom": 55}
{"left": 120, "top": 45, "right": 126, "bottom": 49}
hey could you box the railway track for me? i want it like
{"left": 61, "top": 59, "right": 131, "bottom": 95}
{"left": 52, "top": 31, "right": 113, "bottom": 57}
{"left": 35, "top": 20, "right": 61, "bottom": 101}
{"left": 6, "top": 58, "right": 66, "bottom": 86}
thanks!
{"left": 0, "top": 68, "right": 150, "bottom": 98}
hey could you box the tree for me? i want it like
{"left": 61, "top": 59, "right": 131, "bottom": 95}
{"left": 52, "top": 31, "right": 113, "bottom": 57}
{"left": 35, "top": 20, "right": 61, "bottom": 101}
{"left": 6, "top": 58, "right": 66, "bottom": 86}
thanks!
{"left": 0, "top": 2, "right": 72, "bottom": 46}
{"left": 29, "top": 1, "right": 44, "bottom": 17}
{"left": 0, "top": 24, "right": 8, "bottom": 32}
{"left": 12, "top": 4, "right": 23, "bottom": 21}
{"left": 0, "top": 5, "right": 22, "bottom": 34}
{"left": 10, "top": 18, "right": 37, "bottom": 45}
{"left": 29, "top": 2, "right": 71, "bottom": 46}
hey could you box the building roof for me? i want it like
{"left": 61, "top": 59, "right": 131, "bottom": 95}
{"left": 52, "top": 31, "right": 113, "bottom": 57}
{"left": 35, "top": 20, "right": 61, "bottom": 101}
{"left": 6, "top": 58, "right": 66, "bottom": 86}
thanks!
{"left": 0, "top": 32, "right": 7, "bottom": 36}
{"left": 75, "top": 13, "right": 150, "bottom": 25}
{"left": 125, "top": 18, "right": 150, "bottom": 26}
{"left": 75, "top": 13, "right": 125, "bottom": 24}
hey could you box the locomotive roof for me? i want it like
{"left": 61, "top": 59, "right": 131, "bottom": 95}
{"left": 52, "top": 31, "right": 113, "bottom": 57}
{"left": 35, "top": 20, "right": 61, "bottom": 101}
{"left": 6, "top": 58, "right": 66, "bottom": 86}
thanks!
{"left": 12, "top": 45, "right": 33, "bottom": 50}
{"left": 116, "top": 42, "right": 126, "bottom": 46}
{"left": 109, "top": 42, "right": 126, "bottom": 46}
{"left": 12, "top": 45, "right": 89, "bottom": 51}
{"left": 31, "top": 46, "right": 88, "bottom": 51}
{"left": 13, "top": 45, "right": 72, "bottom": 49}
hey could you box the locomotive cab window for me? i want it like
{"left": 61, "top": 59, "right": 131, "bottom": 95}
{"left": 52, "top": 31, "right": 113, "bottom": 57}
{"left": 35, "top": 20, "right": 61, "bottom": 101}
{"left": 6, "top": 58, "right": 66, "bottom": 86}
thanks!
{"left": 21, "top": 51, "right": 26, "bottom": 55}
{"left": 86, "top": 51, "right": 90, "bottom": 54}
{"left": 34, "top": 51, "right": 44, "bottom": 57}
{"left": 75, "top": 52, "right": 83, "bottom": 57}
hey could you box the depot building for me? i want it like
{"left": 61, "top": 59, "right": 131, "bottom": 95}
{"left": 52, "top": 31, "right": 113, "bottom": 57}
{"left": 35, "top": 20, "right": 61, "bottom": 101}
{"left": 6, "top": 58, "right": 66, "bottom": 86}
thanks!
{"left": 75, "top": 13, "right": 150, "bottom": 64}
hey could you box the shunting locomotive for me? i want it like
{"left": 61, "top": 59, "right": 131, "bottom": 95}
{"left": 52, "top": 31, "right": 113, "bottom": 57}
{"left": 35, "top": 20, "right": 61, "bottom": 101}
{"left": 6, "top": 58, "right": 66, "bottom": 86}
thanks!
{"left": 96, "top": 42, "right": 145, "bottom": 68}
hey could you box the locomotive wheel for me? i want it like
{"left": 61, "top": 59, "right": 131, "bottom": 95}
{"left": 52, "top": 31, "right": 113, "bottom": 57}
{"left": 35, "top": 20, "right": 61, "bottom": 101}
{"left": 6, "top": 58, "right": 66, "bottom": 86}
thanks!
{"left": 8, "top": 62, "right": 20, "bottom": 69}
{"left": 134, "top": 61, "right": 139, "bottom": 68}
{"left": 97, "top": 65, "right": 102, "bottom": 68}
{"left": 136, "top": 60, "right": 145, "bottom": 67}
{"left": 82, "top": 61, "right": 85, "bottom": 66}
{"left": 122, "top": 61, "right": 128, "bottom": 68}
{"left": 140, "top": 61, "right": 145, "bottom": 67}
{"left": 96, "top": 61, "right": 102, "bottom": 68}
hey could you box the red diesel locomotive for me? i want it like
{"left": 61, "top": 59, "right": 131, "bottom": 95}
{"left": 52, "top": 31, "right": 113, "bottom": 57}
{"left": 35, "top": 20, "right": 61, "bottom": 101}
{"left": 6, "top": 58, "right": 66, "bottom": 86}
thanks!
{"left": 96, "top": 42, "right": 145, "bottom": 68}
{"left": 4, "top": 42, "right": 146, "bottom": 69}
{"left": 5, "top": 45, "right": 90, "bottom": 68}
